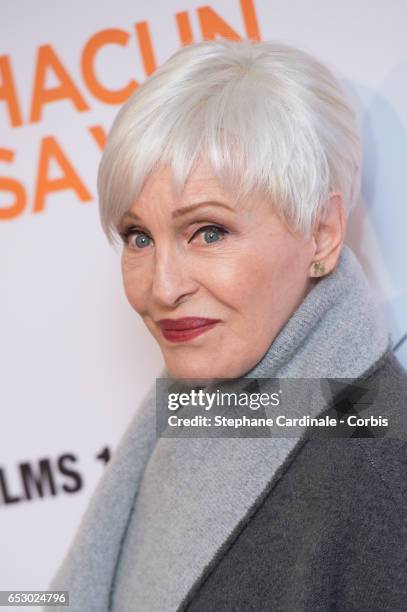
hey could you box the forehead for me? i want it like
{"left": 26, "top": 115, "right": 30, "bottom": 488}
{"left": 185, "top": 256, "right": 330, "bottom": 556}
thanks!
{"left": 136, "top": 160, "right": 227, "bottom": 207}
{"left": 130, "top": 158, "right": 265, "bottom": 221}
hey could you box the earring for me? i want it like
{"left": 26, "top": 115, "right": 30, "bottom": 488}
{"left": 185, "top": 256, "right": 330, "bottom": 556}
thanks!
{"left": 312, "top": 261, "right": 325, "bottom": 277}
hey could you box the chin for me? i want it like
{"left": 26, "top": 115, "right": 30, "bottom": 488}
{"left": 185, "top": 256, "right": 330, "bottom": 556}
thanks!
{"left": 165, "top": 357, "right": 252, "bottom": 382}
{"left": 165, "top": 358, "right": 226, "bottom": 382}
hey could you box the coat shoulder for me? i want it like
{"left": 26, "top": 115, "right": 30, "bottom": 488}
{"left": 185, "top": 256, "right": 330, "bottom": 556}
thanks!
{"left": 352, "top": 348, "right": 407, "bottom": 524}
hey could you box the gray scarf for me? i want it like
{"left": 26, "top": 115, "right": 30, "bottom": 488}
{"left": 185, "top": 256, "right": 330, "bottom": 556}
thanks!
{"left": 47, "top": 245, "right": 391, "bottom": 612}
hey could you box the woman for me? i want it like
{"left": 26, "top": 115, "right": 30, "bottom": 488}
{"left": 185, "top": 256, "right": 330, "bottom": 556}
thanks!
{"left": 48, "top": 39, "right": 407, "bottom": 611}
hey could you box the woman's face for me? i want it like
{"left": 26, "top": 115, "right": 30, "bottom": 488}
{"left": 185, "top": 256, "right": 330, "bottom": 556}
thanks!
{"left": 119, "top": 160, "right": 316, "bottom": 379}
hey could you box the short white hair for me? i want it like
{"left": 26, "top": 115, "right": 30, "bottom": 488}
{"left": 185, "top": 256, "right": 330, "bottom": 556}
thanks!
{"left": 98, "top": 38, "right": 361, "bottom": 248}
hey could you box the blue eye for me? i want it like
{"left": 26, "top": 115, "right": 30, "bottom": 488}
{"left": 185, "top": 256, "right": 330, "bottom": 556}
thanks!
{"left": 195, "top": 225, "right": 227, "bottom": 244}
{"left": 134, "top": 233, "right": 151, "bottom": 248}
{"left": 120, "top": 229, "right": 152, "bottom": 249}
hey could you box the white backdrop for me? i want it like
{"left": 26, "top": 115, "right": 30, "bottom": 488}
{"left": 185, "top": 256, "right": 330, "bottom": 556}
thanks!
{"left": 1, "top": 0, "right": 406, "bottom": 605}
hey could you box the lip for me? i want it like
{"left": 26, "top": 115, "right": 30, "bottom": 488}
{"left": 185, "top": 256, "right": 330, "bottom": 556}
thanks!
{"left": 156, "top": 317, "right": 220, "bottom": 330}
{"left": 156, "top": 317, "right": 221, "bottom": 343}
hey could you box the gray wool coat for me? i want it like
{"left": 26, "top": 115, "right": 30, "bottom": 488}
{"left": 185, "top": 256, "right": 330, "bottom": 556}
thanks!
{"left": 178, "top": 348, "right": 407, "bottom": 612}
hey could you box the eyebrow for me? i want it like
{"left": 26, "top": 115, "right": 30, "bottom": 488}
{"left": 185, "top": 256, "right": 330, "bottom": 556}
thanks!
{"left": 119, "top": 200, "right": 235, "bottom": 225}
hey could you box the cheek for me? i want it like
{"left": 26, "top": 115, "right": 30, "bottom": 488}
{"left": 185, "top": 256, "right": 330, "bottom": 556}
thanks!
{"left": 199, "top": 248, "right": 274, "bottom": 321}
{"left": 227, "top": 239, "right": 308, "bottom": 327}
{"left": 121, "top": 258, "right": 149, "bottom": 314}
{"left": 253, "top": 243, "right": 309, "bottom": 325}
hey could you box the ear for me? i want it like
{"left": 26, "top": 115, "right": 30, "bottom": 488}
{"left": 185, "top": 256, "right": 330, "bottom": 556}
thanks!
{"left": 309, "top": 192, "right": 346, "bottom": 278}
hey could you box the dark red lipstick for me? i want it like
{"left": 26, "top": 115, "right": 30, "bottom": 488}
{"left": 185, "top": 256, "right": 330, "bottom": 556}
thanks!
{"left": 156, "top": 317, "right": 221, "bottom": 342}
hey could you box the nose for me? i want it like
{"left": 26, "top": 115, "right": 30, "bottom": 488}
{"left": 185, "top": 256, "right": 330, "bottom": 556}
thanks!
{"left": 150, "top": 244, "right": 198, "bottom": 308}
